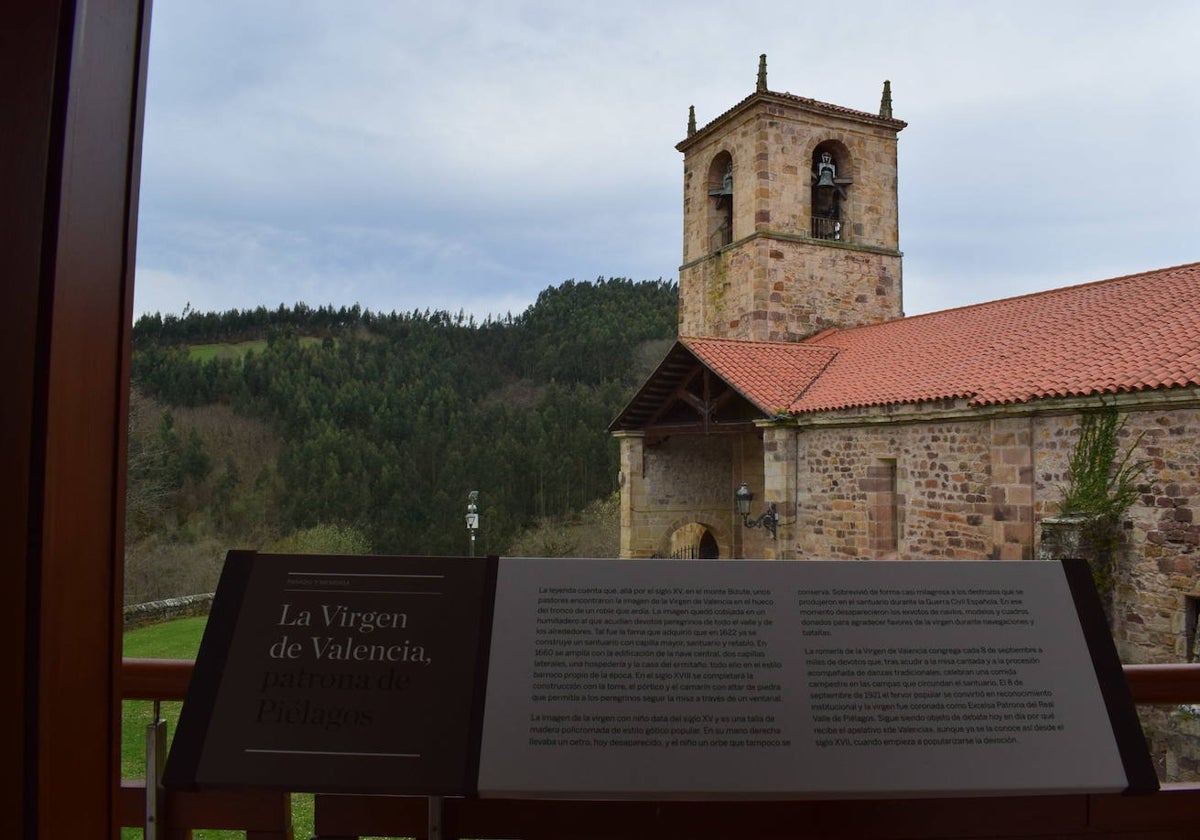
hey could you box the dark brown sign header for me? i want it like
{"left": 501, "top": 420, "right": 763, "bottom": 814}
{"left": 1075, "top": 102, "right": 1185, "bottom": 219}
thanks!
{"left": 165, "top": 552, "right": 496, "bottom": 795}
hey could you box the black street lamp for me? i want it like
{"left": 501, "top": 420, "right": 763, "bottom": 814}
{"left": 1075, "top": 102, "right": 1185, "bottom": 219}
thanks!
{"left": 735, "top": 482, "right": 778, "bottom": 540}
{"left": 466, "top": 490, "right": 479, "bottom": 556}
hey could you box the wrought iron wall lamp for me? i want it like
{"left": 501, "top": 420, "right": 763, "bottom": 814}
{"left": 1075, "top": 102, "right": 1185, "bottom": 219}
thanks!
{"left": 735, "top": 482, "right": 778, "bottom": 539}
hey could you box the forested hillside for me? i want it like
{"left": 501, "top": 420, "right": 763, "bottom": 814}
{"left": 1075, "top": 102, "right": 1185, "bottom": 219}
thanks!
{"left": 126, "top": 278, "right": 677, "bottom": 602}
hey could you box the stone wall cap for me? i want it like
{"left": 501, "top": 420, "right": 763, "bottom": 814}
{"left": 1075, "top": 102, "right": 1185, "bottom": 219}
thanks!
{"left": 678, "top": 89, "right": 906, "bottom": 153}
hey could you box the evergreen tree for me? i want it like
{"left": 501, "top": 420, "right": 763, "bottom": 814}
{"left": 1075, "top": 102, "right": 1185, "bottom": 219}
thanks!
{"left": 129, "top": 277, "right": 678, "bottom": 557}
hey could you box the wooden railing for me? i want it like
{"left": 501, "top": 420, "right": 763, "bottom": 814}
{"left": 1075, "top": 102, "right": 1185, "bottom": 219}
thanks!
{"left": 120, "top": 659, "right": 293, "bottom": 839}
{"left": 121, "top": 658, "right": 1200, "bottom": 839}
{"left": 812, "top": 215, "right": 842, "bottom": 241}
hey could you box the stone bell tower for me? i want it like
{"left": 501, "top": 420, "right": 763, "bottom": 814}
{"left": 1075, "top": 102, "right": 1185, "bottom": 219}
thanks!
{"left": 677, "top": 56, "right": 906, "bottom": 341}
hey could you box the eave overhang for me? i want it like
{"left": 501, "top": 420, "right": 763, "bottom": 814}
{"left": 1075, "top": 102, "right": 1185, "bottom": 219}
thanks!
{"left": 608, "top": 340, "right": 771, "bottom": 438}
{"left": 677, "top": 89, "right": 906, "bottom": 154}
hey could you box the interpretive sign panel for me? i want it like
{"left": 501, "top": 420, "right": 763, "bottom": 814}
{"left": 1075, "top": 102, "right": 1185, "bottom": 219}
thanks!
{"left": 165, "top": 552, "right": 496, "bottom": 794}
{"left": 167, "top": 553, "right": 1151, "bottom": 799}
{"left": 476, "top": 558, "right": 1154, "bottom": 799}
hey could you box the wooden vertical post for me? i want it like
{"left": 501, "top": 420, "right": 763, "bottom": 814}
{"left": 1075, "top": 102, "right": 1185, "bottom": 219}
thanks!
{"left": 1, "top": 0, "right": 151, "bottom": 836}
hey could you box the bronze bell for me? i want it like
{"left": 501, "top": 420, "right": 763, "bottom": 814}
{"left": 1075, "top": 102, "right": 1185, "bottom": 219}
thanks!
{"left": 709, "top": 164, "right": 733, "bottom": 197}
{"left": 815, "top": 168, "right": 836, "bottom": 190}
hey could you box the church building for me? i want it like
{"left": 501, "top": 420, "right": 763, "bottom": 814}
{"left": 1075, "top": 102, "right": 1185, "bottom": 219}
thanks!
{"left": 610, "top": 57, "right": 1200, "bottom": 674}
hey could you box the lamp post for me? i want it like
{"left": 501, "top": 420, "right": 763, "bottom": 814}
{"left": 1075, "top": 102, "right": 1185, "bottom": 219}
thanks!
{"left": 735, "top": 482, "right": 778, "bottom": 540}
{"left": 465, "top": 490, "right": 479, "bottom": 557}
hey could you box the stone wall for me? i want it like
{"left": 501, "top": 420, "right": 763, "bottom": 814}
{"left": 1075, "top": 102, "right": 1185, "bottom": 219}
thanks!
{"left": 679, "top": 99, "right": 901, "bottom": 262}
{"left": 620, "top": 398, "right": 1200, "bottom": 779}
{"left": 1116, "top": 409, "right": 1200, "bottom": 665}
{"left": 679, "top": 236, "right": 901, "bottom": 342}
{"left": 123, "top": 592, "right": 213, "bottom": 629}
{"left": 1028, "top": 407, "right": 1200, "bottom": 665}
{"left": 621, "top": 397, "right": 1200, "bottom": 669}
{"left": 793, "top": 418, "right": 999, "bottom": 560}
{"left": 619, "top": 431, "right": 741, "bottom": 559}
{"left": 786, "top": 395, "right": 1200, "bottom": 785}
{"left": 1161, "top": 709, "right": 1200, "bottom": 782}
{"left": 1038, "top": 505, "right": 1200, "bottom": 784}
{"left": 788, "top": 401, "right": 1200, "bottom": 593}
{"left": 791, "top": 399, "right": 1200, "bottom": 778}
{"left": 677, "top": 91, "right": 903, "bottom": 342}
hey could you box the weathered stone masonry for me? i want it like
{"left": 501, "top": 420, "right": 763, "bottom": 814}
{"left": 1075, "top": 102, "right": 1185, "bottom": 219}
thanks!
{"left": 678, "top": 93, "right": 904, "bottom": 343}
{"left": 619, "top": 61, "right": 1200, "bottom": 781}
{"left": 618, "top": 431, "right": 744, "bottom": 560}
{"left": 786, "top": 396, "right": 1200, "bottom": 667}
{"left": 621, "top": 393, "right": 1200, "bottom": 673}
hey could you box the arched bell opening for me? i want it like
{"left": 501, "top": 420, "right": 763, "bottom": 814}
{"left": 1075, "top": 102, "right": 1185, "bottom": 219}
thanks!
{"left": 810, "top": 140, "right": 853, "bottom": 241}
{"left": 706, "top": 151, "right": 734, "bottom": 252}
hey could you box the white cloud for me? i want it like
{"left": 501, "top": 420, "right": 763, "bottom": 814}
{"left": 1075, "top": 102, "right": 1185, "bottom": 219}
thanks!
{"left": 134, "top": 0, "right": 1200, "bottom": 319}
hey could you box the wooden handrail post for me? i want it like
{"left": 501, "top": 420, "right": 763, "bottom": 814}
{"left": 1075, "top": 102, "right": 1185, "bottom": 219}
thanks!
{"left": 428, "top": 795, "right": 443, "bottom": 840}
{"left": 145, "top": 700, "right": 167, "bottom": 840}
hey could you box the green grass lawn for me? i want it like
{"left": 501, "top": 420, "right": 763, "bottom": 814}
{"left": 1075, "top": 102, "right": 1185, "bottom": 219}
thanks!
{"left": 187, "top": 336, "right": 322, "bottom": 363}
{"left": 187, "top": 340, "right": 268, "bottom": 362}
{"left": 121, "top": 617, "right": 315, "bottom": 839}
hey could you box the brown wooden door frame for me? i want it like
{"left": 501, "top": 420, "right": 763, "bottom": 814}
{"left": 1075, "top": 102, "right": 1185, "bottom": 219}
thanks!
{"left": 2, "top": 0, "right": 151, "bottom": 836}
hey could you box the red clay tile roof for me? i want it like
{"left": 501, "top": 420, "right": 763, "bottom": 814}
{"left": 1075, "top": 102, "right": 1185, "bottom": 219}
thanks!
{"left": 764, "top": 89, "right": 906, "bottom": 128}
{"left": 683, "top": 338, "right": 836, "bottom": 414}
{"left": 681, "top": 262, "right": 1200, "bottom": 417}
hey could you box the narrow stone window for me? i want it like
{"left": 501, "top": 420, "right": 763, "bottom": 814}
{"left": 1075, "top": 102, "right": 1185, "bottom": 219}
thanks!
{"left": 865, "top": 458, "right": 899, "bottom": 556}
{"left": 706, "top": 151, "right": 734, "bottom": 252}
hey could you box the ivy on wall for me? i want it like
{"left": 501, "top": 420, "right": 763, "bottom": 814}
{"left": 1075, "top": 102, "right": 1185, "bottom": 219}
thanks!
{"left": 1059, "top": 405, "right": 1151, "bottom": 596}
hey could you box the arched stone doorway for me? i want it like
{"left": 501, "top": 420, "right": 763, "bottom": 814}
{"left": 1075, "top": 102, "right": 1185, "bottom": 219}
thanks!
{"left": 666, "top": 521, "right": 720, "bottom": 559}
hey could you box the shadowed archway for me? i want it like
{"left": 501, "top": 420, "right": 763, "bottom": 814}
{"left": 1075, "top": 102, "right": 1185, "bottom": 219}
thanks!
{"left": 665, "top": 521, "right": 722, "bottom": 559}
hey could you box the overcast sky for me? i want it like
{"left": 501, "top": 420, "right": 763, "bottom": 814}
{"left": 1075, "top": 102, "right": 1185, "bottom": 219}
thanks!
{"left": 133, "top": 1, "right": 1200, "bottom": 321}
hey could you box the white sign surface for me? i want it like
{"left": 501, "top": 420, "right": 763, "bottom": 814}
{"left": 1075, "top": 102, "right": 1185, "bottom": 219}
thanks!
{"left": 478, "top": 559, "right": 1140, "bottom": 799}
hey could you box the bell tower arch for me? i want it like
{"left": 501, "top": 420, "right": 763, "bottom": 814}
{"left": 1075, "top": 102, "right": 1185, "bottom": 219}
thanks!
{"left": 705, "top": 150, "right": 735, "bottom": 250}
{"left": 678, "top": 57, "right": 906, "bottom": 342}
